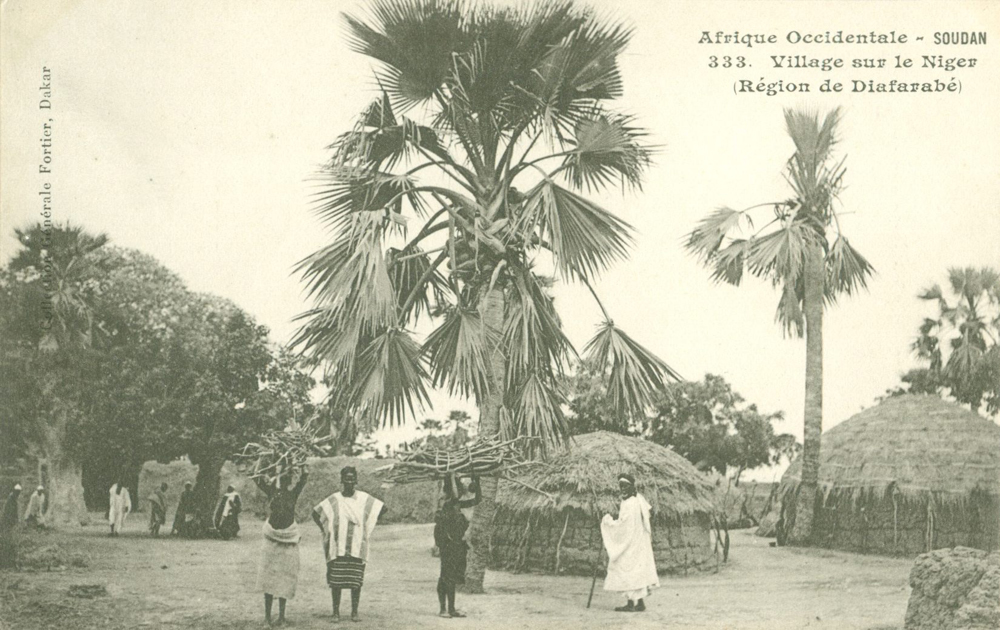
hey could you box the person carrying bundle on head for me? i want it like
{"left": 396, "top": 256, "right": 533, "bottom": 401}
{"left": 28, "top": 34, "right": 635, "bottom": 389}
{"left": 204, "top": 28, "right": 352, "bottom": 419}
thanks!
{"left": 600, "top": 472, "right": 659, "bottom": 613}
{"left": 434, "top": 474, "right": 480, "bottom": 618}
{"left": 214, "top": 485, "right": 242, "bottom": 540}
{"left": 312, "top": 466, "right": 387, "bottom": 623}
{"left": 253, "top": 463, "right": 308, "bottom": 626}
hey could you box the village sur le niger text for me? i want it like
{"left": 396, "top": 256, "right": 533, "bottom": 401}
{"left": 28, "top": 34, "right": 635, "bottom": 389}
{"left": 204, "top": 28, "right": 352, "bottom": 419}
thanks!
{"left": 698, "top": 30, "right": 988, "bottom": 96}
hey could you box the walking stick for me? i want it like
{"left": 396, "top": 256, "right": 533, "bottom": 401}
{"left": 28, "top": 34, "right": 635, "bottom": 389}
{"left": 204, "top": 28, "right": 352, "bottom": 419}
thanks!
{"left": 586, "top": 492, "right": 604, "bottom": 609}
{"left": 586, "top": 544, "right": 602, "bottom": 608}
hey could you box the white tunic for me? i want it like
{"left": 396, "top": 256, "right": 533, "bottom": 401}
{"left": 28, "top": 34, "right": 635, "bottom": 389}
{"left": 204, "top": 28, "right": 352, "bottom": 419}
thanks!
{"left": 108, "top": 485, "right": 132, "bottom": 530}
{"left": 600, "top": 493, "right": 660, "bottom": 596}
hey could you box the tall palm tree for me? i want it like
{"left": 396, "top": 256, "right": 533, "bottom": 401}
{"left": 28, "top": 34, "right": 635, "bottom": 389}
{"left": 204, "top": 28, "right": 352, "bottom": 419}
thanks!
{"left": 685, "top": 109, "right": 874, "bottom": 544}
{"left": 915, "top": 266, "right": 1000, "bottom": 414}
{"left": 293, "top": 0, "right": 677, "bottom": 591}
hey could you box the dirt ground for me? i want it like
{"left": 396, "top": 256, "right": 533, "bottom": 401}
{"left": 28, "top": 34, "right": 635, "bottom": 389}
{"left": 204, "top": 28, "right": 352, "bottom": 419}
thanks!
{"left": 1, "top": 517, "right": 912, "bottom": 630}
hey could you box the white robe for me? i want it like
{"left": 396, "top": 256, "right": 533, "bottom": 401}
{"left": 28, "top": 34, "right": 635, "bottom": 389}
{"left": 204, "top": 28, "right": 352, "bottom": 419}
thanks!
{"left": 108, "top": 485, "right": 132, "bottom": 530}
{"left": 600, "top": 493, "right": 659, "bottom": 597}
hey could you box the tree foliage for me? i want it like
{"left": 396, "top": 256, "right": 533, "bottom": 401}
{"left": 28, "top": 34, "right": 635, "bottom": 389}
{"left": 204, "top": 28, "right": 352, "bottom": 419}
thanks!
{"left": 889, "top": 267, "right": 1000, "bottom": 416}
{"left": 293, "top": 0, "right": 677, "bottom": 446}
{"left": 1, "top": 223, "right": 313, "bottom": 528}
{"left": 564, "top": 368, "right": 798, "bottom": 479}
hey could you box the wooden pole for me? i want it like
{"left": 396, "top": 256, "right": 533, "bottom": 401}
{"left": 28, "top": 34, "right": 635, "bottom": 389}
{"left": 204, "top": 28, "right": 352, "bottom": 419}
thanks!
{"left": 587, "top": 544, "right": 601, "bottom": 609}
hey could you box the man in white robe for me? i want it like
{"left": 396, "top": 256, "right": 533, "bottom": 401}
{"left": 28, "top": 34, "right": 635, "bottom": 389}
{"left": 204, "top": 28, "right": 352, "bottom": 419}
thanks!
{"left": 108, "top": 482, "right": 132, "bottom": 536}
{"left": 600, "top": 473, "right": 659, "bottom": 612}
{"left": 24, "top": 486, "right": 47, "bottom": 528}
{"left": 312, "top": 466, "right": 386, "bottom": 622}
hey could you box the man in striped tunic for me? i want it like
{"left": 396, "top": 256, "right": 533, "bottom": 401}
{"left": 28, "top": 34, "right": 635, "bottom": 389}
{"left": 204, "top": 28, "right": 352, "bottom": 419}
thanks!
{"left": 312, "top": 467, "right": 386, "bottom": 622}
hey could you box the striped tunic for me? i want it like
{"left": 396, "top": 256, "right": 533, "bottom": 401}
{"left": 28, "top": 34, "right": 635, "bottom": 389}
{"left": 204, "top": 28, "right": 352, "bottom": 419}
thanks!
{"left": 313, "top": 491, "right": 383, "bottom": 587}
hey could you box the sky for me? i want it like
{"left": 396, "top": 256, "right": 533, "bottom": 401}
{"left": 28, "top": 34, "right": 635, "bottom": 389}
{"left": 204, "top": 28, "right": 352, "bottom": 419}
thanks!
{"left": 2, "top": 0, "right": 998, "bottom": 481}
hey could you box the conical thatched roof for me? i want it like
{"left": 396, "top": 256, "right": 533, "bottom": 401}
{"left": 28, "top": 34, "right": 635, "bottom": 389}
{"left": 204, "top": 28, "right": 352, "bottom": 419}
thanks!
{"left": 497, "top": 431, "right": 718, "bottom": 520}
{"left": 781, "top": 395, "right": 1000, "bottom": 504}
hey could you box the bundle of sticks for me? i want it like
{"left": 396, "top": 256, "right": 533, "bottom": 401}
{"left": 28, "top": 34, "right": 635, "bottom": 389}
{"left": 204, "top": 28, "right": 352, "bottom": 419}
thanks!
{"left": 385, "top": 435, "right": 535, "bottom": 484}
{"left": 234, "top": 426, "right": 333, "bottom": 486}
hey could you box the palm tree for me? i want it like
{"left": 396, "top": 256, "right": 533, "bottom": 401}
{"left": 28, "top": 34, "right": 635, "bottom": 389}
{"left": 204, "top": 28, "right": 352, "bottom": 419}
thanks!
{"left": 915, "top": 266, "right": 1000, "bottom": 415}
{"left": 685, "top": 109, "right": 874, "bottom": 544}
{"left": 5, "top": 223, "right": 109, "bottom": 526}
{"left": 293, "top": 0, "right": 677, "bottom": 591}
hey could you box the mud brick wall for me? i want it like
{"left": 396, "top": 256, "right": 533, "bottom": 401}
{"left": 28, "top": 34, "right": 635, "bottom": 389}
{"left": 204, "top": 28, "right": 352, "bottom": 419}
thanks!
{"left": 808, "top": 494, "right": 1000, "bottom": 556}
{"left": 490, "top": 507, "right": 714, "bottom": 577}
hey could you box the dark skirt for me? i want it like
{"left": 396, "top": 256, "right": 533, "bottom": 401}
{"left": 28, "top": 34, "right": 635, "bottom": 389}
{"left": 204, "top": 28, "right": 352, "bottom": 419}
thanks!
{"left": 218, "top": 515, "right": 240, "bottom": 540}
{"left": 327, "top": 556, "right": 366, "bottom": 589}
{"left": 439, "top": 542, "right": 468, "bottom": 586}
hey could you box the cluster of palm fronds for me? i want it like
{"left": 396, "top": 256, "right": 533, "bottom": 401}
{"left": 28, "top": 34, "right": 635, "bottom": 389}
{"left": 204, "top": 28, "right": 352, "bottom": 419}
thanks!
{"left": 384, "top": 435, "right": 536, "bottom": 484}
{"left": 289, "top": 0, "right": 681, "bottom": 452}
{"left": 234, "top": 427, "right": 333, "bottom": 485}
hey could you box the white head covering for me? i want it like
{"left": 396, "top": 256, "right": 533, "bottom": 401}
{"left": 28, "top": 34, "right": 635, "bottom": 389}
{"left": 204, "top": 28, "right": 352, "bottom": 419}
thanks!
{"left": 36, "top": 486, "right": 44, "bottom": 492}
{"left": 13, "top": 484, "right": 21, "bottom": 491}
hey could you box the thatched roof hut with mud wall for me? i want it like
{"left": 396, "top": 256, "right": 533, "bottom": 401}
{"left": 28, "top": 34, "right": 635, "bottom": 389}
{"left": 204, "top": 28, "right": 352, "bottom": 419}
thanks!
{"left": 778, "top": 395, "right": 1000, "bottom": 556}
{"left": 489, "top": 431, "right": 720, "bottom": 576}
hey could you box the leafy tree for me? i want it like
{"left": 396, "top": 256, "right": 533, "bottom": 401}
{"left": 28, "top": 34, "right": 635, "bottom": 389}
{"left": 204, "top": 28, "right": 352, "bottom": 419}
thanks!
{"left": 2, "top": 229, "right": 313, "bottom": 531}
{"left": 1, "top": 223, "right": 109, "bottom": 525}
{"left": 565, "top": 370, "right": 798, "bottom": 480}
{"left": 685, "top": 109, "right": 874, "bottom": 544}
{"left": 294, "top": 0, "right": 676, "bottom": 590}
{"left": 912, "top": 267, "right": 999, "bottom": 416}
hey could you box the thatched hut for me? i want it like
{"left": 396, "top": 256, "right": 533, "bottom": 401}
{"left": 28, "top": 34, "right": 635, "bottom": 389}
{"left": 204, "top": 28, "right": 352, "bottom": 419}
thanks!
{"left": 778, "top": 395, "right": 1000, "bottom": 556}
{"left": 489, "top": 431, "right": 720, "bottom": 576}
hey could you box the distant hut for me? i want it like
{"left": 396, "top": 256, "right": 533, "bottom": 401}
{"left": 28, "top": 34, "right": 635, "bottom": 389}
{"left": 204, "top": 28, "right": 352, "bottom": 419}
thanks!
{"left": 778, "top": 395, "right": 1000, "bottom": 556}
{"left": 489, "top": 431, "right": 720, "bottom": 576}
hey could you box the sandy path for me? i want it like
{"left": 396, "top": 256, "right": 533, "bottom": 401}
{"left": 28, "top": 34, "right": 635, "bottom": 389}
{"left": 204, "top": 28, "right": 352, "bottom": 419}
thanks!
{"left": 0, "top": 517, "right": 912, "bottom": 630}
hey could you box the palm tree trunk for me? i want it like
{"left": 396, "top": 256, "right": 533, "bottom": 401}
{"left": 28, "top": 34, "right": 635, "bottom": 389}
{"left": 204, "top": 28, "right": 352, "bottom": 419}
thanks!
{"left": 463, "top": 286, "right": 506, "bottom": 593}
{"left": 788, "top": 245, "right": 824, "bottom": 544}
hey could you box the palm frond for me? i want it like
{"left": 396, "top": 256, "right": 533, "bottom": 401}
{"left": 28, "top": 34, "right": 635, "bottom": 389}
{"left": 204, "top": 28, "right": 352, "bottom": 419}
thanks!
{"left": 707, "top": 238, "right": 748, "bottom": 286}
{"left": 310, "top": 171, "right": 424, "bottom": 234}
{"left": 386, "top": 246, "right": 446, "bottom": 323}
{"left": 422, "top": 306, "right": 496, "bottom": 400}
{"left": 331, "top": 94, "right": 448, "bottom": 171}
{"left": 502, "top": 269, "right": 574, "bottom": 388}
{"left": 775, "top": 280, "right": 805, "bottom": 338}
{"left": 826, "top": 235, "right": 875, "bottom": 297}
{"left": 343, "top": 0, "right": 471, "bottom": 109}
{"left": 518, "top": 179, "right": 633, "bottom": 279}
{"left": 685, "top": 207, "right": 748, "bottom": 262}
{"left": 561, "top": 112, "right": 651, "bottom": 192}
{"left": 509, "top": 371, "right": 567, "bottom": 452}
{"left": 745, "top": 219, "right": 819, "bottom": 284}
{"left": 345, "top": 327, "right": 430, "bottom": 426}
{"left": 582, "top": 320, "right": 680, "bottom": 419}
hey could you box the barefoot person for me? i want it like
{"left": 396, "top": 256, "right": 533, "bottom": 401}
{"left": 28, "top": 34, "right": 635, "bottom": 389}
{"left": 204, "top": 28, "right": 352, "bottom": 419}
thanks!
{"left": 254, "top": 465, "right": 308, "bottom": 626}
{"left": 312, "top": 467, "right": 386, "bottom": 623}
{"left": 109, "top": 481, "right": 132, "bottom": 536}
{"left": 214, "top": 485, "right": 242, "bottom": 540}
{"left": 148, "top": 483, "right": 168, "bottom": 537}
{"left": 434, "top": 475, "right": 480, "bottom": 618}
{"left": 600, "top": 473, "right": 659, "bottom": 612}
